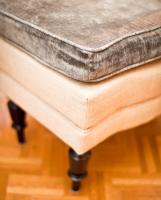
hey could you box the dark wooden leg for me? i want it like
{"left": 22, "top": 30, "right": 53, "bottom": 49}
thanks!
{"left": 7, "top": 100, "right": 26, "bottom": 144}
{"left": 68, "top": 148, "right": 91, "bottom": 191}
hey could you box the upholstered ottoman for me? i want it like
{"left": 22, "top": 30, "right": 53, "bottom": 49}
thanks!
{"left": 0, "top": 0, "right": 161, "bottom": 191}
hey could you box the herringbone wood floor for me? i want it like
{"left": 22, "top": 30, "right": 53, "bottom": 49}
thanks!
{"left": 0, "top": 99, "right": 161, "bottom": 200}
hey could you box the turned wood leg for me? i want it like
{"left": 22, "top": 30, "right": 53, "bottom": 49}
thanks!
{"left": 7, "top": 100, "right": 26, "bottom": 144}
{"left": 68, "top": 148, "right": 91, "bottom": 191}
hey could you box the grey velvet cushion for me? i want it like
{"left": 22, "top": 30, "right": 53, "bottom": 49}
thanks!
{"left": 0, "top": 0, "right": 161, "bottom": 82}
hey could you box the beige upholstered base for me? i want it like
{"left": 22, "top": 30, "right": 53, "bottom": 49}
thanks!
{"left": 0, "top": 71, "right": 161, "bottom": 154}
{"left": 0, "top": 39, "right": 161, "bottom": 154}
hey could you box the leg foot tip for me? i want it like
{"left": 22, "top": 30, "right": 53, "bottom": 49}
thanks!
{"left": 18, "top": 140, "right": 26, "bottom": 144}
{"left": 71, "top": 181, "right": 81, "bottom": 192}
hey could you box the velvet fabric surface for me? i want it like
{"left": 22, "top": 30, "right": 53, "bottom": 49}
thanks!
{"left": 0, "top": 0, "right": 161, "bottom": 82}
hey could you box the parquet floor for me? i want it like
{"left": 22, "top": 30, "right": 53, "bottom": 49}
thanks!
{"left": 0, "top": 99, "right": 161, "bottom": 200}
